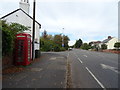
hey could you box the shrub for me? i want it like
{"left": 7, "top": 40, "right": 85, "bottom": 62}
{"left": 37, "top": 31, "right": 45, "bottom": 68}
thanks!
{"left": 60, "top": 47, "right": 66, "bottom": 51}
{"left": 54, "top": 45, "right": 60, "bottom": 52}
{"left": 101, "top": 44, "right": 107, "bottom": 50}
{"left": 114, "top": 42, "right": 120, "bottom": 50}
{"left": 1, "top": 20, "right": 29, "bottom": 56}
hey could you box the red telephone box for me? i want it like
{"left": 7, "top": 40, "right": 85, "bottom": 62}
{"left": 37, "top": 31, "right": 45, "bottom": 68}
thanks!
{"left": 15, "top": 33, "right": 32, "bottom": 66}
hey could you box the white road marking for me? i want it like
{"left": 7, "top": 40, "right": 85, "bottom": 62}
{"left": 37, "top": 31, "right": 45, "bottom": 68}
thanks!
{"left": 85, "top": 67, "right": 105, "bottom": 89}
{"left": 57, "top": 57, "right": 64, "bottom": 59}
{"left": 101, "top": 64, "right": 118, "bottom": 73}
{"left": 50, "top": 57, "right": 56, "bottom": 60}
{"left": 83, "top": 55, "right": 87, "bottom": 57}
{"left": 77, "top": 58, "right": 83, "bottom": 63}
{"left": 74, "top": 52, "right": 83, "bottom": 64}
{"left": 50, "top": 57, "right": 64, "bottom": 60}
{"left": 31, "top": 68, "right": 43, "bottom": 72}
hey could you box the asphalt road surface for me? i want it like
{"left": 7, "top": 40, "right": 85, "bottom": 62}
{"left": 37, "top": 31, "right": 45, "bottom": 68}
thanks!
{"left": 67, "top": 49, "right": 119, "bottom": 88}
{"left": 2, "top": 49, "right": 119, "bottom": 89}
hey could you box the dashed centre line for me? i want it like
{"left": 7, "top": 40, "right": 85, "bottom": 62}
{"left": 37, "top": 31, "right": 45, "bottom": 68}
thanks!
{"left": 83, "top": 55, "right": 87, "bottom": 57}
{"left": 77, "top": 58, "right": 83, "bottom": 64}
{"left": 74, "top": 52, "right": 83, "bottom": 64}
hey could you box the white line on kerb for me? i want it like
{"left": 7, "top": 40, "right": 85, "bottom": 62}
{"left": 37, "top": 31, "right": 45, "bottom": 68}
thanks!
{"left": 85, "top": 67, "right": 105, "bottom": 89}
{"left": 77, "top": 58, "right": 83, "bottom": 63}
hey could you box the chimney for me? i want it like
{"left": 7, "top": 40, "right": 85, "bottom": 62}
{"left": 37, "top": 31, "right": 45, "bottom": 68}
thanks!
{"left": 108, "top": 36, "right": 112, "bottom": 39}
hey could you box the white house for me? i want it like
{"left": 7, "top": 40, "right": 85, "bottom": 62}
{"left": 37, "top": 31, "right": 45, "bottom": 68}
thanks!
{"left": 1, "top": 0, "right": 41, "bottom": 58}
{"left": 102, "top": 36, "right": 120, "bottom": 49}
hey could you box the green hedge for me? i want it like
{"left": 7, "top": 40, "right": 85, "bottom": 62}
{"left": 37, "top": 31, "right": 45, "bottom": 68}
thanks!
{"left": 1, "top": 20, "right": 29, "bottom": 56}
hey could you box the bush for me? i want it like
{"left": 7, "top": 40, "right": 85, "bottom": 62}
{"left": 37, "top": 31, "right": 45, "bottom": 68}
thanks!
{"left": 60, "top": 47, "right": 66, "bottom": 51}
{"left": 1, "top": 20, "right": 29, "bottom": 56}
{"left": 101, "top": 44, "right": 107, "bottom": 50}
{"left": 114, "top": 42, "right": 120, "bottom": 50}
{"left": 81, "top": 43, "right": 91, "bottom": 50}
{"left": 54, "top": 45, "right": 60, "bottom": 52}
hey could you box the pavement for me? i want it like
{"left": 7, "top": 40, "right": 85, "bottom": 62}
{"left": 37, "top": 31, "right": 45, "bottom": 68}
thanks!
{"left": 2, "top": 52, "right": 67, "bottom": 88}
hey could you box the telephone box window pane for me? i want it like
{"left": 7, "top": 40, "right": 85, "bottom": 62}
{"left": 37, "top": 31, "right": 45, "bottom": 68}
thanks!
{"left": 28, "top": 57, "right": 31, "bottom": 61}
{"left": 17, "top": 57, "right": 23, "bottom": 62}
{"left": 17, "top": 36, "right": 26, "bottom": 37}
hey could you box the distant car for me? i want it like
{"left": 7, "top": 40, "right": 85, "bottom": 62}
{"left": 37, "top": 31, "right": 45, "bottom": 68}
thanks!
{"left": 68, "top": 48, "right": 72, "bottom": 51}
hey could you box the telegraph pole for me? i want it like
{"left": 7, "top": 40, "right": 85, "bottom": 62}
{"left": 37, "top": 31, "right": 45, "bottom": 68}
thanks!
{"left": 32, "top": 0, "right": 36, "bottom": 60}
{"left": 62, "top": 28, "right": 64, "bottom": 47}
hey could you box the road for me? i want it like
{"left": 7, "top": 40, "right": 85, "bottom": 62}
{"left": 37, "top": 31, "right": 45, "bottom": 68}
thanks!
{"left": 66, "top": 49, "right": 119, "bottom": 88}
{"left": 2, "top": 49, "right": 119, "bottom": 89}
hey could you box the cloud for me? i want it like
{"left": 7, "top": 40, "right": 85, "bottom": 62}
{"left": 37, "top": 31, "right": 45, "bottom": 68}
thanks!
{"left": 1, "top": 0, "right": 118, "bottom": 44}
{"left": 68, "top": 40, "right": 76, "bottom": 46}
{"left": 38, "top": 1, "right": 118, "bottom": 43}
{"left": 37, "top": 0, "right": 119, "bottom": 3}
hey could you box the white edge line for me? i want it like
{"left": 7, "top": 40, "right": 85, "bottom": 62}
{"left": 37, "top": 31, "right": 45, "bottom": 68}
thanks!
{"left": 85, "top": 67, "right": 105, "bottom": 89}
{"left": 78, "top": 58, "right": 83, "bottom": 63}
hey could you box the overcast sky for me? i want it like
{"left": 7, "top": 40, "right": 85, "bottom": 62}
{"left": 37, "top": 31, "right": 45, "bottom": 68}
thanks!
{"left": 0, "top": 0, "right": 119, "bottom": 46}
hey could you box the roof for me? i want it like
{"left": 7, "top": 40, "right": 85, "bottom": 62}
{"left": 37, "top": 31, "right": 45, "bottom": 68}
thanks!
{"left": 0, "top": 8, "right": 41, "bottom": 27}
{"left": 102, "top": 38, "right": 113, "bottom": 43}
{"left": 89, "top": 41, "right": 101, "bottom": 44}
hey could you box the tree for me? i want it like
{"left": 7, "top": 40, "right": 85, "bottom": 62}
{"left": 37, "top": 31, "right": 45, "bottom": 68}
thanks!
{"left": 81, "top": 43, "right": 91, "bottom": 50}
{"left": 40, "top": 31, "right": 70, "bottom": 51}
{"left": 63, "top": 35, "right": 70, "bottom": 50}
{"left": 101, "top": 44, "right": 107, "bottom": 50}
{"left": 42, "top": 30, "right": 48, "bottom": 39}
{"left": 54, "top": 34, "right": 62, "bottom": 47}
{"left": 1, "top": 20, "right": 29, "bottom": 56}
{"left": 114, "top": 42, "right": 120, "bottom": 50}
{"left": 74, "top": 39, "right": 83, "bottom": 48}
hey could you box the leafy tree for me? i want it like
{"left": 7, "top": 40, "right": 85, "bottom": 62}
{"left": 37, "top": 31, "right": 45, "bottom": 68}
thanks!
{"left": 63, "top": 35, "right": 70, "bottom": 50}
{"left": 74, "top": 39, "right": 83, "bottom": 48}
{"left": 81, "top": 43, "right": 91, "bottom": 50}
{"left": 42, "top": 30, "right": 48, "bottom": 39}
{"left": 101, "top": 44, "right": 107, "bottom": 50}
{"left": 114, "top": 42, "right": 120, "bottom": 49}
{"left": 40, "top": 32, "right": 70, "bottom": 52}
{"left": 54, "top": 34, "right": 62, "bottom": 47}
{"left": 40, "top": 37, "right": 54, "bottom": 51}
{"left": 53, "top": 44, "right": 60, "bottom": 52}
{"left": 47, "top": 34, "right": 53, "bottom": 40}
{"left": 1, "top": 20, "right": 29, "bottom": 56}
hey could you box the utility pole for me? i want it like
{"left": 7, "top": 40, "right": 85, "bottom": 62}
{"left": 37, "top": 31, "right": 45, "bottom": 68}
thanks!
{"left": 32, "top": 0, "right": 36, "bottom": 60}
{"left": 62, "top": 28, "right": 64, "bottom": 47}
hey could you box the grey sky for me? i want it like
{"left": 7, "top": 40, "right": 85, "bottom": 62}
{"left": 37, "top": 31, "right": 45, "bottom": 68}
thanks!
{"left": 0, "top": 0, "right": 119, "bottom": 45}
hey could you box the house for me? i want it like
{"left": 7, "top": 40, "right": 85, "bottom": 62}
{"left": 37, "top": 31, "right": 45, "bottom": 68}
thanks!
{"left": 89, "top": 41, "right": 102, "bottom": 50}
{"left": 0, "top": 0, "right": 41, "bottom": 58}
{"left": 102, "top": 36, "right": 119, "bottom": 49}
